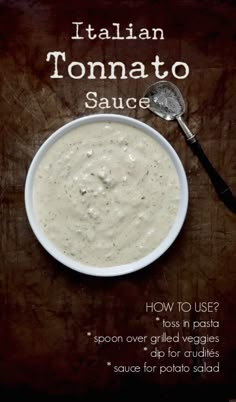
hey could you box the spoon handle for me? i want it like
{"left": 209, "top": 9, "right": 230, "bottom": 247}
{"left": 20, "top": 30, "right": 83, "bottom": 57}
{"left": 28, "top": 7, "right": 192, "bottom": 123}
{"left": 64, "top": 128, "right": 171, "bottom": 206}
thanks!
{"left": 190, "top": 140, "right": 236, "bottom": 213}
{"left": 175, "top": 116, "right": 236, "bottom": 213}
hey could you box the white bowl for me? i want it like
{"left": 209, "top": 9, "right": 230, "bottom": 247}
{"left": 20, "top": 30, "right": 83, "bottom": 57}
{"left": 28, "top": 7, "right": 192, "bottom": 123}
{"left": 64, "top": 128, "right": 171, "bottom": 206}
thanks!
{"left": 25, "top": 114, "right": 188, "bottom": 277}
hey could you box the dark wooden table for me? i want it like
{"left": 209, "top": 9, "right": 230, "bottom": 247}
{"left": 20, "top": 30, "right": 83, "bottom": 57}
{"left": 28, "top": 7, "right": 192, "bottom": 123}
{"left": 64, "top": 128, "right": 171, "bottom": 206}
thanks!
{"left": 0, "top": 0, "right": 236, "bottom": 399}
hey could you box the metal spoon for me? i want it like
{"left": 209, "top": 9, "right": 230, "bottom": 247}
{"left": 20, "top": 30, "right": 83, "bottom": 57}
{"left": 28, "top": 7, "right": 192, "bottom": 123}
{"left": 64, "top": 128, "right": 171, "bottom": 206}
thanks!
{"left": 144, "top": 80, "right": 236, "bottom": 214}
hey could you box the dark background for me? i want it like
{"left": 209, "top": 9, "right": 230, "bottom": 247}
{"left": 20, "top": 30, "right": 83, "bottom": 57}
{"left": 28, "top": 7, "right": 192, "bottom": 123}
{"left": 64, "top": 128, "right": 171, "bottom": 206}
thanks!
{"left": 0, "top": 0, "right": 236, "bottom": 399}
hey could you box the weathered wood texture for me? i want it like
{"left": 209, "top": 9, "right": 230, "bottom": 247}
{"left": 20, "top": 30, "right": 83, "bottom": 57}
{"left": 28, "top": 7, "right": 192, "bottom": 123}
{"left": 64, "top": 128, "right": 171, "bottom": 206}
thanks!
{"left": 0, "top": 0, "right": 236, "bottom": 398}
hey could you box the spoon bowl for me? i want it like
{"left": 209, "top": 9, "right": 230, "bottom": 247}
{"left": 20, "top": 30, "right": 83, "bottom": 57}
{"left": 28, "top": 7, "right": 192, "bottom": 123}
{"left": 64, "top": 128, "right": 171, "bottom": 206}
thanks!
{"left": 144, "top": 81, "right": 185, "bottom": 120}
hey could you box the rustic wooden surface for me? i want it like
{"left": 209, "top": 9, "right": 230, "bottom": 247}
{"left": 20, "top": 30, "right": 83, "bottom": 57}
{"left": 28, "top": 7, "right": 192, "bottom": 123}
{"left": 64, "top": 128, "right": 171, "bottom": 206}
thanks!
{"left": 0, "top": 0, "right": 236, "bottom": 399}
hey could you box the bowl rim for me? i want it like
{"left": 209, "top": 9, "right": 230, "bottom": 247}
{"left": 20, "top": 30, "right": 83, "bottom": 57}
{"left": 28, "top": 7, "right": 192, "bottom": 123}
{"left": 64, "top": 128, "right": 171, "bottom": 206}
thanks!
{"left": 24, "top": 113, "right": 188, "bottom": 277}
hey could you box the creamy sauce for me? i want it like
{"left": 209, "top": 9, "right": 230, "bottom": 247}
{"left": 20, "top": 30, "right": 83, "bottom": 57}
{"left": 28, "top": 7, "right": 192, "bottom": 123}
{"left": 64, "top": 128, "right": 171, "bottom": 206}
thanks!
{"left": 33, "top": 121, "right": 180, "bottom": 267}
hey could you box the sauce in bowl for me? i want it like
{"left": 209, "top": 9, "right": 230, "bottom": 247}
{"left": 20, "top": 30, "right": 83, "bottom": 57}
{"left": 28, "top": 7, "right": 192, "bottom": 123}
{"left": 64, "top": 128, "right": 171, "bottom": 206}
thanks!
{"left": 32, "top": 120, "right": 180, "bottom": 267}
